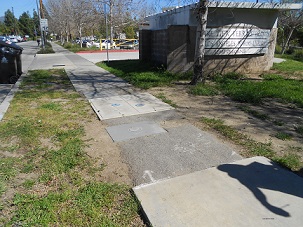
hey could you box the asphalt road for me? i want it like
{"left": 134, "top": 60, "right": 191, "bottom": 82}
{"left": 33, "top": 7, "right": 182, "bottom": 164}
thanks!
{"left": 76, "top": 50, "right": 139, "bottom": 63}
{"left": 19, "top": 41, "right": 41, "bottom": 73}
{"left": 0, "top": 41, "right": 38, "bottom": 103}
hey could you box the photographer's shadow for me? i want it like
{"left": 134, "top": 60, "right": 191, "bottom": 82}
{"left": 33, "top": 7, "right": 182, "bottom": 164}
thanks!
{"left": 218, "top": 160, "right": 303, "bottom": 217}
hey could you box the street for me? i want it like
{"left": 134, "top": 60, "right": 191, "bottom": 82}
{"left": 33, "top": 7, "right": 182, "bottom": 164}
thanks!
{"left": 76, "top": 49, "right": 139, "bottom": 63}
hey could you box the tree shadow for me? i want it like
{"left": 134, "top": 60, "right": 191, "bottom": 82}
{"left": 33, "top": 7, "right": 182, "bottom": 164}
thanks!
{"left": 218, "top": 160, "right": 303, "bottom": 217}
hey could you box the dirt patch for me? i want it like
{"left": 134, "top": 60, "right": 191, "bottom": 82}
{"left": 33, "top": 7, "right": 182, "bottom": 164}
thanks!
{"left": 83, "top": 113, "right": 133, "bottom": 185}
{"left": 148, "top": 84, "right": 303, "bottom": 169}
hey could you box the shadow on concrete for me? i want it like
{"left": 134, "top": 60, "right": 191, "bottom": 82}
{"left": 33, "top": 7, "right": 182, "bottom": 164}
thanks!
{"left": 218, "top": 161, "right": 303, "bottom": 217}
{"left": 67, "top": 71, "right": 134, "bottom": 99}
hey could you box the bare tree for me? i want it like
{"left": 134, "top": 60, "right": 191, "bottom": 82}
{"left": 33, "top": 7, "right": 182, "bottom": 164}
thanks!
{"left": 190, "top": 0, "right": 208, "bottom": 85}
{"left": 279, "top": 8, "right": 303, "bottom": 54}
{"left": 47, "top": 0, "right": 100, "bottom": 43}
{"left": 95, "top": 0, "right": 138, "bottom": 42}
{"left": 47, "top": 0, "right": 70, "bottom": 43}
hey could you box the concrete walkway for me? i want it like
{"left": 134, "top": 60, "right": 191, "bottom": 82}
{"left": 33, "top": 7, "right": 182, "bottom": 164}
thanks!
{"left": 2, "top": 43, "right": 302, "bottom": 226}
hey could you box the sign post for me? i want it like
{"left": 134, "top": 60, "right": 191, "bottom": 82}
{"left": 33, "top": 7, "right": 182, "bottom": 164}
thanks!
{"left": 40, "top": 19, "right": 48, "bottom": 33}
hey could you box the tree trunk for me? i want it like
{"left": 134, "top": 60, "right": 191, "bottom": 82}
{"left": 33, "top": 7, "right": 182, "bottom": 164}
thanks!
{"left": 190, "top": 0, "right": 208, "bottom": 85}
{"left": 281, "top": 27, "right": 294, "bottom": 55}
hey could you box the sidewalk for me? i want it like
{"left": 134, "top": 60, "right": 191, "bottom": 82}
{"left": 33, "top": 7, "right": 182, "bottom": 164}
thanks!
{"left": 10, "top": 43, "right": 303, "bottom": 226}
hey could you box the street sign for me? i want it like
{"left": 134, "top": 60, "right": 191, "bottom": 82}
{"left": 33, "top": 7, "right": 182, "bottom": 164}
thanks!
{"left": 40, "top": 19, "right": 48, "bottom": 31}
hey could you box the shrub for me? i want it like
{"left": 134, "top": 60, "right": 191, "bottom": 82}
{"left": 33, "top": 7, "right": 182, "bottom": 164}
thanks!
{"left": 275, "top": 44, "right": 282, "bottom": 54}
{"left": 37, "top": 42, "right": 55, "bottom": 54}
{"left": 285, "top": 47, "right": 295, "bottom": 55}
{"left": 63, "top": 42, "right": 73, "bottom": 49}
{"left": 293, "top": 49, "right": 303, "bottom": 61}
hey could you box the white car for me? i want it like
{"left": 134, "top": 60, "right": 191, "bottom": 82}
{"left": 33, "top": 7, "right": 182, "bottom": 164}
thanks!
{"left": 101, "top": 40, "right": 111, "bottom": 49}
{"left": 91, "top": 41, "right": 100, "bottom": 48}
{"left": 100, "top": 40, "right": 116, "bottom": 49}
{"left": 9, "top": 36, "right": 18, "bottom": 43}
{"left": 16, "top": 36, "right": 23, "bottom": 42}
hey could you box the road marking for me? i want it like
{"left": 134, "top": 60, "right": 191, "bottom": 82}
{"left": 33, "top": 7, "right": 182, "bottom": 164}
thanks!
{"left": 142, "top": 170, "right": 156, "bottom": 183}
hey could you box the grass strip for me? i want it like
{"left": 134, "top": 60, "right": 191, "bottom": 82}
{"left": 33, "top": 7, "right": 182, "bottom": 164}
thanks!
{"left": 0, "top": 69, "right": 142, "bottom": 226}
{"left": 97, "top": 60, "right": 191, "bottom": 89}
{"left": 201, "top": 117, "right": 302, "bottom": 171}
{"left": 189, "top": 73, "right": 303, "bottom": 107}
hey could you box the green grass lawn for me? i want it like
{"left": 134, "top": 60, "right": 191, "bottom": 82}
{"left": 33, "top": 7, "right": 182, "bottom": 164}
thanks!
{"left": 212, "top": 73, "right": 303, "bottom": 107}
{"left": 273, "top": 58, "right": 303, "bottom": 75}
{"left": 97, "top": 60, "right": 191, "bottom": 89}
{"left": 0, "top": 70, "right": 142, "bottom": 226}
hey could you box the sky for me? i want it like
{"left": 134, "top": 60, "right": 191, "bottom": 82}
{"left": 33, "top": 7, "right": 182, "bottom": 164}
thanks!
{"left": 0, "top": 0, "right": 278, "bottom": 19}
{"left": 0, "top": 0, "right": 39, "bottom": 18}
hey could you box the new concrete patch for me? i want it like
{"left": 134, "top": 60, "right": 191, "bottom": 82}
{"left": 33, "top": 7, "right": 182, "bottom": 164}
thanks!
{"left": 89, "top": 93, "right": 174, "bottom": 120}
{"left": 106, "top": 121, "right": 167, "bottom": 142}
{"left": 134, "top": 156, "right": 303, "bottom": 227}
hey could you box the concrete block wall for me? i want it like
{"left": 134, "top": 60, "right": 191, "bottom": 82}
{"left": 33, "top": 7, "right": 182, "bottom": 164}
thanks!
{"left": 151, "top": 30, "right": 168, "bottom": 66}
{"left": 166, "top": 25, "right": 197, "bottom": 73}
{"left": 139, "top": 30, "right": 152, "bottom": 61}
{"left": 140, "top": 26, "right": 277, "bottom": 75}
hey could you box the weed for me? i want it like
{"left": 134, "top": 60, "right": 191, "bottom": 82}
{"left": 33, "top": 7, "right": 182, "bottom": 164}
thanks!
{"left": 262, "top": 74, "right": 284, "bottom": 80}
{"left": 273, "top": 154, "right": 301, "bottom": 171}
{"left": 189, "top": 83, "right": 220, "bottom": 96}
{"left": 0, "top": 157, "right": 20, "bottom": 181}
{"left": 295, "top": 125, "right": 303, "bottom": 135}
{"left": 39, "top": 102, "right": 62, "bottom": 111}
{"left": 22, "top": 180, "right": 36, "bottom": 189}
{"left": 238, "top": 105, "right": 270, "bottom": 120}
{"left": 156, "top": 93, "right": 178, "bottom": 107}
{"left": 0, "top": 181, "right": 5, "bottom": 196}
{"left": 273, "top": 120, "right": 284, "bottom": 126}
{"left": 200, "top": 117, "right": 301, "bottom": 170}
{"left": 275, "top": 132, "right": 293, "bottom": 140}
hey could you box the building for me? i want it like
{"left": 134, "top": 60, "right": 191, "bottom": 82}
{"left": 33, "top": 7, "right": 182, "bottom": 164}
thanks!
{"left": 139, "top": 1, "right": 302, "bottom": 75}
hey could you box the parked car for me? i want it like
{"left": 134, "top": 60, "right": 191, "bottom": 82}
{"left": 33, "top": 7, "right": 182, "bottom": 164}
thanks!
{"left": 101, "top": 40, "right": 111, "bottom": 49}
{"left": 16, "top": 36, "right": 22, "bottom": 42}
{"left": 82, "top": 40, "right": 92, "bottom": 48}
{"left": 119, "top": 40, "right": 139, "bottom": 50}
{"left": 9, "top": 36, "right": 18, "bottom": 43}
{"left": 91, "top": 40, "right": 100, "bottom": 48}
{"left": 0, "top": 36, "right": 8, "bottom": 42}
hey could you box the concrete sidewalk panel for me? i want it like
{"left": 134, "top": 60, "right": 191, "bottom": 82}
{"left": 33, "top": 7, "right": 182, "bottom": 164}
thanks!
{"left": 134, "top": 157, "right": 303, "bottom": 227}
{"left": 90, "top": 96, "right": 138, "bottom": 120}
{"left": 106, "top": 121, "right": 167, "bottom": 142}
{"left": 121, "top": 124, "right": 242, "bottom": 185}
{"left": 122, "top": 93, "right": 174, "bottom": 113}
{"left": 71, "top": 82, "right": 133, "bottom": 99}
{"left": 89, "top": 93, "right": 174, "bottom": 120}
{"left": 28, "top": 53, "right": 75, "bottom": 70}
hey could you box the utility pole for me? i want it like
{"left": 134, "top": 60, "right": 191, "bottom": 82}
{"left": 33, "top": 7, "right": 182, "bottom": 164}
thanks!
{"left": 36, "top": 0, "right": 45, "bottom": 48}
{"left": 39, "top": 0, "right": 47, "bottom": 46}
{"left": 104, "top": 3, "right": 109, "bottom": 62}
{"left": 40, "top": 0, "right": 44, "bottom": 19}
